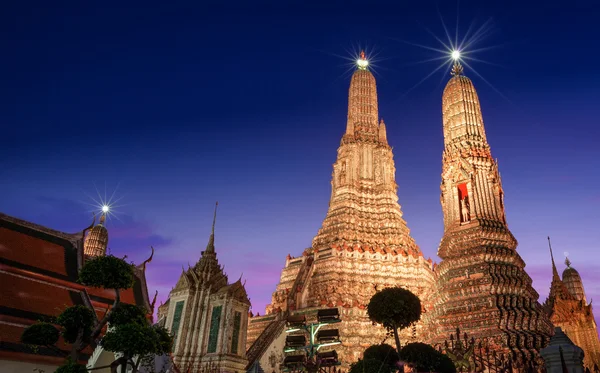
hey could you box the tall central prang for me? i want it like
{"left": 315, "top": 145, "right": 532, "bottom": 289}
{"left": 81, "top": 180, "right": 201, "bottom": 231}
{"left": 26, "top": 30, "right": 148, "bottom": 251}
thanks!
{"left": 313, "top": 51, "right": 419, "bottom": 252}
{"left": 247, "top": 52, "right": 436, "bottom": 367}
{"left": 430, "top": 61, "right": 553, "bottom": 356}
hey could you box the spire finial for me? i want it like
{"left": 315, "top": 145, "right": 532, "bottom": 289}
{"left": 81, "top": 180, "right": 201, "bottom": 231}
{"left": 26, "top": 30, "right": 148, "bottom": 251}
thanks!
{"left": 451, "top": 61, "right": 464, "bottom": 76}
{"left": 356, "top": 51, "right": 369, "bottom": 70}
{"left": 212, "top": 201, "right": 218, "bottom": 234}
{"left": 205, "top": 201, "right": 218, "bottom": 254}
{"left": 565, "top": 256, "right": 571, "bottom": 268}
{"left": 548, "top": 236, "right": 560, "bottom": 280}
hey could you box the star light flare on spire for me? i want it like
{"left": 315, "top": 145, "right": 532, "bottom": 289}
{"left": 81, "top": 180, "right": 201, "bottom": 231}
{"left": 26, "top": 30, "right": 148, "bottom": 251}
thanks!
{"left": 390, "top": 8, "right": 508, "bottom": 100}
{"left": 81, "top": 182, "right": 125, "bottom": 223}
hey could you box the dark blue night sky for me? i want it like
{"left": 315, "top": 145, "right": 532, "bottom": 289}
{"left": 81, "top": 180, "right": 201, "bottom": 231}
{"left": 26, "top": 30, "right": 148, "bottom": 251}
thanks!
{"left": 1, "top": 0, "right": 599, "bottom": 322}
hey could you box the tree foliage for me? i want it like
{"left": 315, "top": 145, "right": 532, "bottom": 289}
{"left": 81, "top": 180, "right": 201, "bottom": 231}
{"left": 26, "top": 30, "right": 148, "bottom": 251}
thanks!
{"left": 55, "top": 359, "right": 88, "bottom": 373}
{"left": 367, "top": 287, "right": 422, "bottom": 331}
{"left": 56, "top": 305, "right": 95, "bottom": 344}
{"left": 101, "top": 323, "right": 173, "bottom": 372}
{"left": 20, "top": 254, "right": 166, "bottom": 372}
{"left": 349, "top": 358, "right": 393, "bottom": 373}
{"left": 100, "top": 299, "right": 173, "bottom": 372}
{"left": 102, "top": 323, "right": 160, "bottom": 357}
{"left": 399, "top": 342, "right": 456, "bottom": 373}
{"left": 363, "top": 343, "right": 399, "bottom": 369}
{"left": 78, "top": 254, "right": 135, "bottom": 290}
{"left": 367, "top": 287, "right": 421, "bottom": 353}
{"left": 109, "top": 303, "right": 148, "bottom": 327}
{"left": 153, "top": 324, "right": 175, "bottom": 353}
{"left": 21, "top": 322, "right": 60, "bottom": 346}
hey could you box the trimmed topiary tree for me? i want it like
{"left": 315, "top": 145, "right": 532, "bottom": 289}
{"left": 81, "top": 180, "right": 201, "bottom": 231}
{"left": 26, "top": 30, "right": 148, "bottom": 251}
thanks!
{"left": 21, "top": 254, "right": 171, "bottom": 372}
{"left": 399, "top": 342, "right": 456, "bottom": 373}
{"left": 349, "top": 358, "right": 393, "bottom": 373}
{"left": 101, "top": 304, "right": 173, "bottom": 372}
{"left": 367, "top": 287, "right": 422, "bottom": 353}
{"left": 363, "top": 343, "right": 400, "bottom": 370}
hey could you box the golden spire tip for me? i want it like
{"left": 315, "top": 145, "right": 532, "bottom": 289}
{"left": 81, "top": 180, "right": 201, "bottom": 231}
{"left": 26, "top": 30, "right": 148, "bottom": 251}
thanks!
{"left": 451, "top": 61, "right": 464, "bottom": 77}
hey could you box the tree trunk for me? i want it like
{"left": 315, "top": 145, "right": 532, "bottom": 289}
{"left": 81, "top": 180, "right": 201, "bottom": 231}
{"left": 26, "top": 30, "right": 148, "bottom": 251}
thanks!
{"left": 120, "top": 354, "right": 129, "bottom": 373}
{"left": 393, "top": 327, "right": 401, "bottom": 355}
{"left": 70, "top": 327, "right": 85, "bottom": 362}
{"left": 110, "top": 357, "right": 127, "bottom": 373}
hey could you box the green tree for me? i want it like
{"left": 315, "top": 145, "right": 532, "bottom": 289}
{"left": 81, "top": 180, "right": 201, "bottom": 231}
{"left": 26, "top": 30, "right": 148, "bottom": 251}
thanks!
{"left": 349, "top": 358, "right": 393, "bottom": 373}
{"left": 367, "top": 287, "right": 422, "bottom": 353}
{"left": 363, "top": 343, "right": 399, "bottom": 370}
{"left": 101, "top": 304, "right": 173, "bottom": 372}
{"left": 399, "top": 342, "right": 456, "bottom": 373}
{"left": 21, "top": 255, "right": 171, "bottom": 372}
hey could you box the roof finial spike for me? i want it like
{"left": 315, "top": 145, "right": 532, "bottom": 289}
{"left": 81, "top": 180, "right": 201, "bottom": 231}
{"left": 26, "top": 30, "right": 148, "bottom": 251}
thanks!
{"left": 356, "top": 50, "right": 369, "bottom": 70}
{"left": 548, "top": 236, "right": 560, "bottom": 280}
{"left": 565, "top": 256, "right": 572, "bottom": 268}
{"left": 451, "top": 61, "right": 464, "bottom": 77}
{"left": 212, "top": 201, "right": 218, "bottom": 234}
{"left": 205, "top": 201, "right": 218, "bottom": 254}
{"left": 151, "top": 290, "right": 158, "bottom": 310}
{"left": 139, "top": 246, "right": 155, "bottom": 271}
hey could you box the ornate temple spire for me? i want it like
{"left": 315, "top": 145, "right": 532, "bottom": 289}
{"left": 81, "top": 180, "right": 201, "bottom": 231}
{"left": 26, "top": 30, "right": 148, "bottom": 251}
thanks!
{"left": 442, "top": 61, "right": 487, "bottom": 147}
{"left": 345, "top": 51, "right": 379, "bottom": 141}
{"left": 262, "top": 56, "right": 437, "bottom": 368}
{"left": 205, "top": 201, "right": 218, "bottom": 254}
{"left": 432, "top": 59, "right": 553, "bottom": 354}
{"left": 548, "top": 236, "right": 561, "bottom": 281}
{"left": 438, "top": 62, "right": 508, "bottom": 236}
{"left": 562, "top": 256, "right": 588, "bottom": 303}
{"left": 192, "top": 202, "right": 227, "bottom": 286}
{"left": 83, "top": 211, "right": 109, "bottom": 257}
{"left": 312, "top": 50, "right": 419, "bottom": 253}
{"left": 546, "top": 236, "right": 574, "bottom": 302}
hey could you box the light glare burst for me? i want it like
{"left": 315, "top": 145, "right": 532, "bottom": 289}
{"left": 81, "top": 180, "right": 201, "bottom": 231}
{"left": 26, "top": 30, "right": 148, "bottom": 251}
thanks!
{"left": 357, "top": 58, "right": 369, "bottom": 69}
{"left": 390, "top": 12, "right": 508, "bottom": 102}
{"left": 315, "top": 44, "right": 389, "bottom": 85}
{"left": 80, "top": 182, "right": 126, "bottom": 224}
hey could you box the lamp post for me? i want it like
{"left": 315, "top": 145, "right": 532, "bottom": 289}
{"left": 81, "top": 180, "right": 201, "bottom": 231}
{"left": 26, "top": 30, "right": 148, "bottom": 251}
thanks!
{"left": 282, "top": 308, "right": 342, "bottom": 373}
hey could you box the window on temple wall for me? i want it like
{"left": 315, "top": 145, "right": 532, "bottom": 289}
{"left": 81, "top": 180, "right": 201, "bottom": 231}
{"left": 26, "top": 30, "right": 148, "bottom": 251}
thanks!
{"left": 457, "top": 183, "right": 471, "bottom": 223}
{"left": 207, "top": 305, "right": 222, "bottom": 353}
{"left": 230, "top": 311, "right": 242, "bottom": 355}
{"left": 171, "top": 301, "right": 184, "bottom": 346}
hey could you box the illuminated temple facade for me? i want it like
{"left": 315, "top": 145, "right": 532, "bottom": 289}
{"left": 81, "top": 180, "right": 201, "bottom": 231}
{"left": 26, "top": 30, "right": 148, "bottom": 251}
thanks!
{"left": 158, "top": 204, "right": 251, "bottom": 373}
{"left": 543, "top": 243, "right": 600, "bottom": 370}
{"left": 245, "top": 52, "right": 437, "bottom": 369}
{"left": 428, "top": 62, "right": 554, "bottom": 355}
{"left": 244, "top": 57, "right": 577, "bottom": 370}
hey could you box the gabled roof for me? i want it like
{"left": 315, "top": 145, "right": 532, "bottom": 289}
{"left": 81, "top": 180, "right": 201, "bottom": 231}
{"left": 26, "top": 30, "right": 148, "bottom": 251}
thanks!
{"left": 173, "top": 269, "right": 194, "bottom": 291}
{"left": 215, "top": 279, "right": 250, "bottom": 304}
